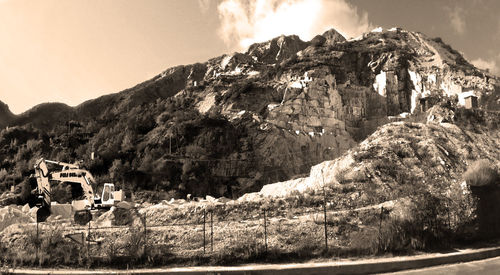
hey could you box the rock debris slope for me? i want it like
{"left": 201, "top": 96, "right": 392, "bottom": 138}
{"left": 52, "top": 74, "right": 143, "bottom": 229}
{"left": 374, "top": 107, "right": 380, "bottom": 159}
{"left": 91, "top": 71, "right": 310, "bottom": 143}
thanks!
{"left": 240, "top": 107, "right": 500, "bottom": 202}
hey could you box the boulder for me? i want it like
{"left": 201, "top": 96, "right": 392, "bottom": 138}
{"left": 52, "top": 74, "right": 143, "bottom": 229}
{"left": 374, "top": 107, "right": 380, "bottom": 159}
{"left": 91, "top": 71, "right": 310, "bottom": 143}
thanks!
{"left": 94, "top": 207, "right": 140, "bottom": 227}
{"left": 427, "top": 105, "right": 455, "bottom": 123}
{"left": 116, "top": 201, "right": 133, "bottom": 209}
{"left": 51, "top": 203, "right": 73, "bottom": 219}
{"left": 21, "top": 204, "right": 30, "bottom": 213}
{"left": 216, "top": 197, "right": 231, "bottom": 204}
{"left": 205, "top": 195, "right": 216, "bottom": 202}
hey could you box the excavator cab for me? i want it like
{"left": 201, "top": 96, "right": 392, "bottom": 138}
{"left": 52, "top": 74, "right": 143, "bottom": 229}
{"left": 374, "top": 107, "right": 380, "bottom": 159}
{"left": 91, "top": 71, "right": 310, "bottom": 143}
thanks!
{"left": 95, "top": 183, "right": 121, "bottom": 208}
{"left": 101, "top": 183, "right": 115, "bottom": 205}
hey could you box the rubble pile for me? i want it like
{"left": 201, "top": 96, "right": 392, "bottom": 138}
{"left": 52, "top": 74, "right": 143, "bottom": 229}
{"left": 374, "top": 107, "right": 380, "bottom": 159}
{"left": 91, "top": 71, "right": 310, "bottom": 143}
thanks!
{"left": 0, "top": 205, "right": 34, "bottom": 232}
{"left": 94, "top": 202, "right": 140, "bottom": 227}
{"left": 138, "top": 196, "right": 232, "bottom": 226}
{"left": 0, "top": 192, "right": 19, "bottom": 207}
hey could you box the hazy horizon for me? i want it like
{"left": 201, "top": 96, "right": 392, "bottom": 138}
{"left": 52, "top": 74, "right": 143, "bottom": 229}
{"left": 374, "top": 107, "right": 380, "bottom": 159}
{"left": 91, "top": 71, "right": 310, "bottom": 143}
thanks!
{"left": 1, "top": 0, "right": 499, "bottom": 114}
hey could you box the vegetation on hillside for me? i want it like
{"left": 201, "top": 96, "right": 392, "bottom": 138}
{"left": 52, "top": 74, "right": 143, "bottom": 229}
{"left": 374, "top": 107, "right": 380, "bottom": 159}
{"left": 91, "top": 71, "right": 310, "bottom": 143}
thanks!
{"left": 0, "top": 96, "right": 253, "bottom": 201}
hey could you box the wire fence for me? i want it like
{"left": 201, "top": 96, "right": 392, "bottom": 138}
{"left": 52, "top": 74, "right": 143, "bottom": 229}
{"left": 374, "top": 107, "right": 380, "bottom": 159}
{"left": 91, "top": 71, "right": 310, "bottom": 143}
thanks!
{"left": 16, "top": 181, "right": 476, "bottom": 268}
{"left": 26, "top": 197, "right": 400, "bottom": 265}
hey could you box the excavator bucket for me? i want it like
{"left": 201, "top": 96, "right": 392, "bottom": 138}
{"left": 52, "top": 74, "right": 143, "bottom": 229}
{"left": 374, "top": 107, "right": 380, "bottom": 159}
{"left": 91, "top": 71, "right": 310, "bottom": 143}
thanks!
{"left": 36, "top": 206, "right": 51, "bottom": 223}
{"left": 74, "top": 210, "right": 92, "bottom": 225}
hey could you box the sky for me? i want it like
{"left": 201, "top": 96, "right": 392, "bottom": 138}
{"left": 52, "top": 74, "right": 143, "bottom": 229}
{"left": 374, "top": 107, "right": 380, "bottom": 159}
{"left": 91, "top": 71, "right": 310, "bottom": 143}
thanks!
{"left": 0, "top": 0, "right": 499, "bottom": 114}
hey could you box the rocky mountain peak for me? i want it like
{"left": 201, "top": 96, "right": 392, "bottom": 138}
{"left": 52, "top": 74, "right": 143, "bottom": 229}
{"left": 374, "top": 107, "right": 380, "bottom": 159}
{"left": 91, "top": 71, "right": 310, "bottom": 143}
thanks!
{"left": 321, "top": 28, "right": 346, "bottom": 45}
{"left": 245, "top": 34, "right": 308, "bottom": 63}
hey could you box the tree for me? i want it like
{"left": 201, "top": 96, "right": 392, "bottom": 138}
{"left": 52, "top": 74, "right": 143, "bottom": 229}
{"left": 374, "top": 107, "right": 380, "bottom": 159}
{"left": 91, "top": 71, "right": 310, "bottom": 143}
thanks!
{"left": 121, "top": 131, "right": 136, "bottom": 153}
{"left": 109, "top": 159, "right": 130, "bottom": 189}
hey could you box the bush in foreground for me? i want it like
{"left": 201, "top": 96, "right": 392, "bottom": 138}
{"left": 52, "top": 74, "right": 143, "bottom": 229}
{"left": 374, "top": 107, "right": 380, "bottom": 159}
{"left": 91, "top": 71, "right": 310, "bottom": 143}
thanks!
{"left": 464, "top": 159, "right": 499, "bottom": 187}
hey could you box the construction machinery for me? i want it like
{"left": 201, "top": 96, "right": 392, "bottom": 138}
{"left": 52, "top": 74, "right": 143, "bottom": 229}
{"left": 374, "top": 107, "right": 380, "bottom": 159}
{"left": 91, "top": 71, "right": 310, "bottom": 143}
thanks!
{"left": 33, "top": 158, "right": 124, "bottom": 224}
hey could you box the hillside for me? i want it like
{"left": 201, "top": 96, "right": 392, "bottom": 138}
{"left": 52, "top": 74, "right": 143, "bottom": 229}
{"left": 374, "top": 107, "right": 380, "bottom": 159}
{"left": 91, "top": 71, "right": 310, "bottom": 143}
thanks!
{"left": 0, "top": 27, "right": 499, "bottom": 201}
{"left": 0, "top": 101, "right": 15, "bottom": 129}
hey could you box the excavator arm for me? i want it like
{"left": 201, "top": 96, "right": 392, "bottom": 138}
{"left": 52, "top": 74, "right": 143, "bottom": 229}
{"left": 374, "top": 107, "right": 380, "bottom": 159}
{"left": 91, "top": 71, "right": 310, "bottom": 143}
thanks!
{"left": 50, "top": 170, "right": 95, "bottom": 207}
{"left": 34, "top": 158, "right": 52, "bottom": 209}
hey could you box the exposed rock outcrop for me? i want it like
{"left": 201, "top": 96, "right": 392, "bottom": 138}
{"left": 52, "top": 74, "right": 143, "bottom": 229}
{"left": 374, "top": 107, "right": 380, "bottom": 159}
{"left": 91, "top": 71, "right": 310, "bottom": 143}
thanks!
{"left": 246, "top": 34, "right": 309, "bottom": 63}
{"left": 321, "top": 28, "right": 347, "bottom": 46}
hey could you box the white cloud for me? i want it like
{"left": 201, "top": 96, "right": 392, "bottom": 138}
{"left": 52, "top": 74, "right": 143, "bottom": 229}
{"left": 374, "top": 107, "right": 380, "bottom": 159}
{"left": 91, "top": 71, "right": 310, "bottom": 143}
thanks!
{"left": 446, "top": 6, "right": 466, "bottom": 35}
{"left": 217, "top": 0, "right": 372, "bottom": 51}
{"left": 198, "top": 0, "right": 211, "bottom": 14}
{"left": 471, "top": 57, "right": 498, "bottom": 74}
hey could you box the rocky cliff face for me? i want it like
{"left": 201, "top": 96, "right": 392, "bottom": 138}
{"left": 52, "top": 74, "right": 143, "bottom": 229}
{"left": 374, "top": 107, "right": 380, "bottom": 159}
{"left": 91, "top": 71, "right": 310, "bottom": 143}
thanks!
{"left": 169, "top": 27, "right": 498, "bottom": 193}
{"left": 241, "top": 107, "right": 500, "bottom": 201}
{"left": 1, "top": 27, "right": 499, "bottom": 198}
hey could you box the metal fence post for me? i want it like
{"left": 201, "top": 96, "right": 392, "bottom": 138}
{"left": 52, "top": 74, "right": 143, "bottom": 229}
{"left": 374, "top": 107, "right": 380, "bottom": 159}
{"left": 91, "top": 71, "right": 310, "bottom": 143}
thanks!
{"left": 81, "top": 232, "right": 84, "bottom": 253}
{"left": 203, "top": 209, "right": 206, "bottom": 254}
{"left": 143, "top": 212, "right": 147, "bottom": 255}
{"left": 210, "top": 210, "right": 214, "bottom": 252}
{"left": 87, "top": 215, "right": 90, "bottom": 260}
{"left": 378, "top": 206, "right": 384, "bottom": 250}
{"left": 36, "top": 219, "right": 39, "bottom": 262}
{"left": 263, "top": 209, "right": 268, "bottom": 253}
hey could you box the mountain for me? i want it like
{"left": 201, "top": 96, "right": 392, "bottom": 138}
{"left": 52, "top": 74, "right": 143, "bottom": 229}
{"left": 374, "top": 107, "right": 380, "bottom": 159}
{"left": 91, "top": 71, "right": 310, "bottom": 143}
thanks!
{"left": 12, "top": 103, "right": 76, "bottom": 131}
{"left": 0, "top": 27, "right": 499, "bottom": 201}
{"left": 0, "top": 101, "right": 15, "bottom": 129}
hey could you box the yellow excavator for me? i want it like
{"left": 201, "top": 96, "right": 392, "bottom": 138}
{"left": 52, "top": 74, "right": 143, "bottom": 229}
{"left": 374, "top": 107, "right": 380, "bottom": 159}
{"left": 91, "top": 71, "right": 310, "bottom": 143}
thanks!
{"left": 33, "top": 158, "right": 124, "bottom": 225}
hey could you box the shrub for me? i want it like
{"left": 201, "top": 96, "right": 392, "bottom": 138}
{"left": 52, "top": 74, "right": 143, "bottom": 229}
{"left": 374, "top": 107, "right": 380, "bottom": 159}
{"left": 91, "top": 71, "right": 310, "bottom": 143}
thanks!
{"left": 211, "top": 232, "right": 264, "bottom": 264}
{"left": 124, "top": 227, "right": 146, "bottom": 260}
{"left": 38, "top": 228, "right": 85, "bottom": 266}
{"left": 348, "top": 227, "right": 379, "bottom": 255}
{"left": 104, "top": 240, "right": 122, "bottom": 264}
{"left": 464, "top": 159, "right": 500, "bottom": 186}
{"left": 379, "top": 194, "right": 452, "bottom": 252}
{"left": 334, "top": 168, "right": 348, "bottom": 184}
{"left": 293, "top": 232, "right": 324, "bottom": 257}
